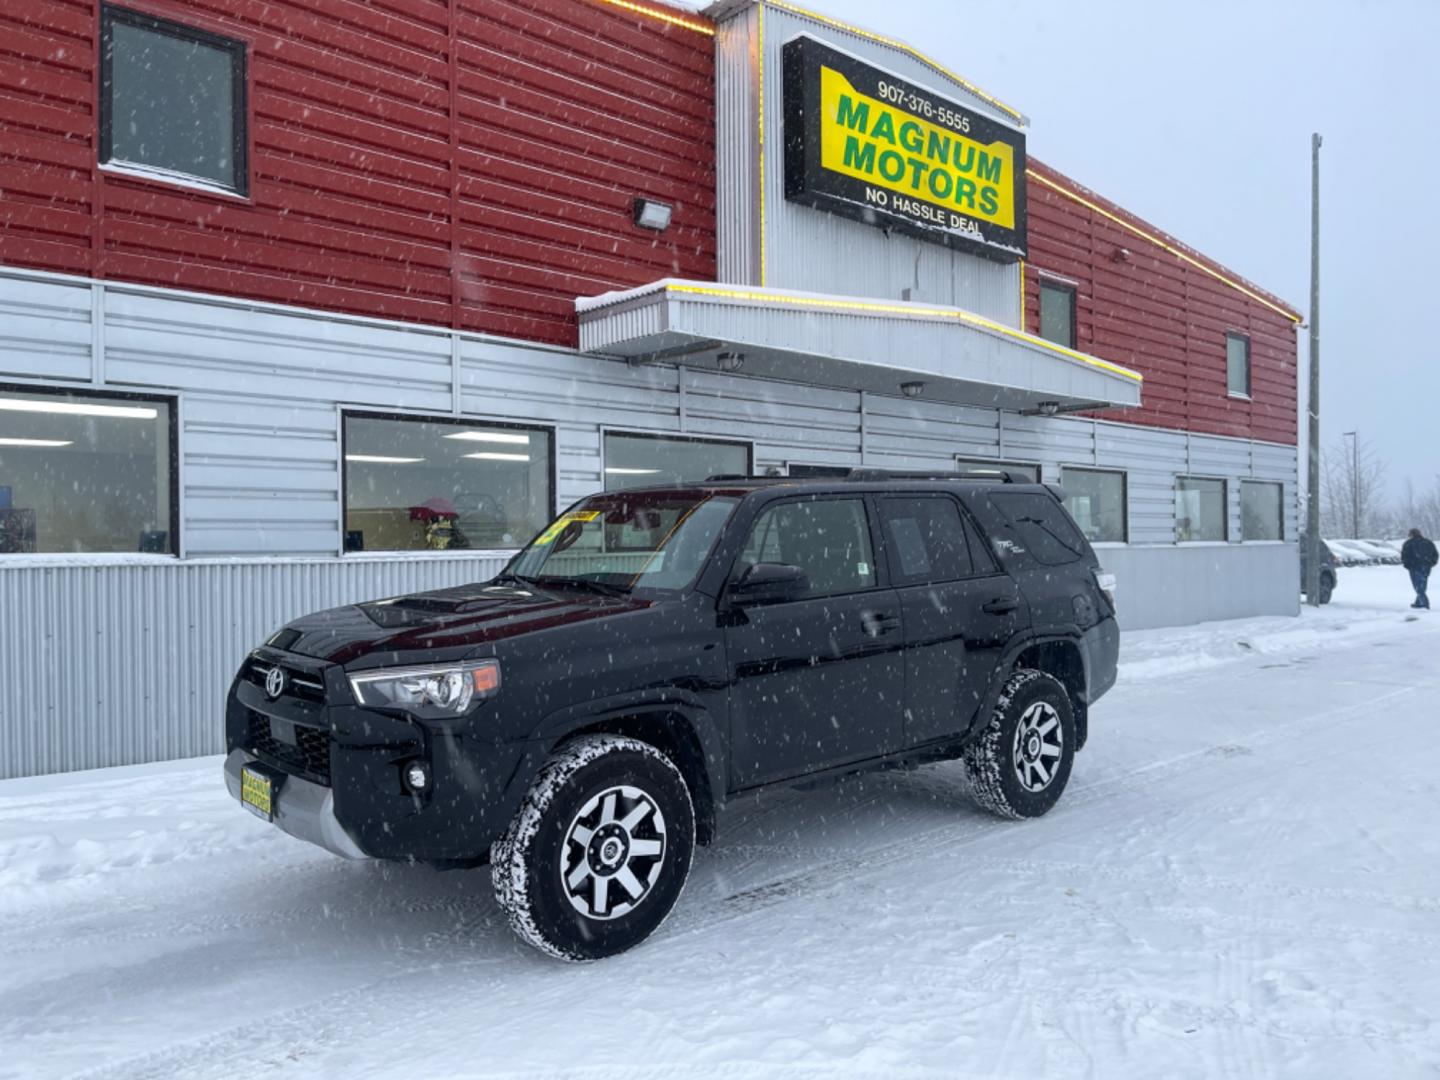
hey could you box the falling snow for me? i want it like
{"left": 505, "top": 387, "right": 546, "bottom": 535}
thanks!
{"left": 1, "top": 568, "right": 1436, "bottom": 1078}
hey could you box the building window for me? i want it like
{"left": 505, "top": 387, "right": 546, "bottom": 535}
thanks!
{"left": 1038, "top": 279, "right": 1077, "bottom": 348}
{"left": 342, "top": 414, "right": 553, "bottom": 552}
{"left": 955, "top": 457, "right": 1041, "bottom": 482}
{"left": 1241, "top": 480, "right": 1284, "bottom": 541}
{"left": 0, "top": 386, "right": 174, "bottom": 555}
{"left": 100, "top": 6, "right": 248, "bottom": 195}
{"left": 1060, "top": 467, "right": 1127, "bottom": 543}
{"left": 603, "top": 432, "right": 751, "bottom": 491}
{"left": 1226, "top": 332, "right": 1251, "bottom": 398}
{"left": 1175, "top": 477, "right": 1227, "bottom": 542}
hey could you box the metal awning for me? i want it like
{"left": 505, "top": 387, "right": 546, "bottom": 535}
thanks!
{"left": 576, "top": 279, "right": 1142, "bottom": 413}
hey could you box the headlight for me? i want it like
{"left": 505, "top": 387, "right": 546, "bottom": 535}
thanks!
{"left": 348, "top": 660, "right": 500, "bottom": 714}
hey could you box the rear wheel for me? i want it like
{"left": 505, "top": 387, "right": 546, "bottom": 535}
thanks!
{"left": 491, "top": 734, "right": 695, "bottom": 962}
{"left": 962, "top": 669, "right": 1076, "bottom": 820}
{"left": 1317, "top": 574, "right": 1334, "bottom": 605}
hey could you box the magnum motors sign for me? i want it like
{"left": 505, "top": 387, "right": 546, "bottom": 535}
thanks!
{"left": 782, "top": 36, "right": 1027, "bottom": 261}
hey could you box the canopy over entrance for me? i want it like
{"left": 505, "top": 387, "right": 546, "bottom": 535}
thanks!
{"left": 577, "top": 280, "right": 1142, "bottom": 413}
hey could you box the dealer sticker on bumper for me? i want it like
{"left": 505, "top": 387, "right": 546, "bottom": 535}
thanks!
{"left": 240, "top": 765, "right": 275, "bottom": 822}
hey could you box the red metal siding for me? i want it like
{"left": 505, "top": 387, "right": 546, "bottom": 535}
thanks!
{"left": 1024, "top": 160, "right": 1301, "bottom": 445}
{"left": 0, "top": 0, "right": 716, "bottom": 347}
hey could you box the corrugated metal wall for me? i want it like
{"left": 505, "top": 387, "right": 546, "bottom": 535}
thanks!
{"left": 1025, "top": 161, "right": 1301, "bottom": 444}
{"left": 0, "top": 0, "right": 716, "bottom": 348}
{"left": 0, "top": 264, "right": 1297, "bottom": 779}
{"left": 2, "top": 264, "right": 1298, "bottom": 550}
{"left": 0, "top": 554, "right": 507, "bottom": 779}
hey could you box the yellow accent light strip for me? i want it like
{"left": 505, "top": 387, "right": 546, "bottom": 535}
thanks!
{"left": 757, "top": 2, "right": 767, "bottom": 285}
{"left": 590, "top": 0, "right": 715, "bottom": 35}
{"left": 661, "top": 282, "right": 1144, "bottom": 382}
{"left": 1027, "top": 169, "right": 1302, "bottom": 325}
{"left": 765, "top": 0, "right": 1025, "bottom": 125}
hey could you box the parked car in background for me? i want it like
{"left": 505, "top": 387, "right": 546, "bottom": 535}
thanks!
{"left": 1301, "top": 537, "right": 1338, "bottom": 604}
{"left": 1324, "top": 539, "right": 1404, "bottom": 568}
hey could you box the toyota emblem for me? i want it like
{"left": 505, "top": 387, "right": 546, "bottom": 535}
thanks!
{"left": 264, "top": 666, "right": 286, "bottom": 699}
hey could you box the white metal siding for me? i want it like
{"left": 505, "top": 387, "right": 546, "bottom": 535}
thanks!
{"left": 0, "top": 267, "right": 1300, "bottom": 777}
{"left": 0, "top": 555, "right": 507, "bottom": 780}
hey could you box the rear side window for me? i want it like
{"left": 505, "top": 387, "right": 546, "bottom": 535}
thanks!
{"left": 879, "top": 497, "right": 973, "bottom": 585}
{"left": 990, "top": 492, "right": 1088, "bottom": 566}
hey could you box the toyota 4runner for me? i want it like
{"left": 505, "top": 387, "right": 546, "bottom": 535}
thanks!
{"left": 225, "top": 470, "right": 1119, "bottom": 960}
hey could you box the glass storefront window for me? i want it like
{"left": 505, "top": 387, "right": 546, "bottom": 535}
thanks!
{"left": 0, "top": 387, "right": 174, "bottom": 554}
{"left": 343, "top": 414, "right": 552, "bottom": 552}
{"left": 1175, "top": 477, "right": 1227, "bottom": 542}
{"left": 603, "top": 432, "right": 750, "bottom": 491}
{"left": 1241, "top": 481, "right": 1283, "bottom": 541}
{"left": 1060, "top": 467, "right": 1127, "bottom": 543}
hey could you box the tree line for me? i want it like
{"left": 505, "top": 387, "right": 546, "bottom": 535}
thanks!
{"left": 1319, "top": 432, "right": 1440, "bottom": 538}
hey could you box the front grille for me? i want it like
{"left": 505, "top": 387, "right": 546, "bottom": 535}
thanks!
{"left": 245, "top": 659, "right": 327, "bottom": 702}
{"left": 246, "top": 710, "right": 331, "bottom": 785}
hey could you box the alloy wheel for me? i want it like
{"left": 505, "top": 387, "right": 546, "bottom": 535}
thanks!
{"left": 560, "top": 784, "right": 667, "bottom": 921}
{"left": 1012, "top": 701, "right": 1064, "bottom": 792}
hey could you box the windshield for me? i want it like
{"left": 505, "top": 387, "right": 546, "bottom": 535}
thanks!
{"left": 507, "top": 491, "right": 739, "bottom": 594}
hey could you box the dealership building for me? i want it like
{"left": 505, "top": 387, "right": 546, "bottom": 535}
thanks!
{"left": 0, "top": 0, "right": 1301, "bottom": 778}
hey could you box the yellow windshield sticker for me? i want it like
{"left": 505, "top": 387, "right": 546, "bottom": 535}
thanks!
{"left": 533, "top": 510, "right": 600, "bottom": 546}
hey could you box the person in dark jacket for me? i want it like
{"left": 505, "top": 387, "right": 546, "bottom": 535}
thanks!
{"left": 1401, "top": 528, "right": 1439, "bottom": 609}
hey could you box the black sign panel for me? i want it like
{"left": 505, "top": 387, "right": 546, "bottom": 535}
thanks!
{"left": 782, "top": 36, "right": 1027, "bottom": 261}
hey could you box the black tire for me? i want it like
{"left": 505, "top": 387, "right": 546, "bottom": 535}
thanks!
{"left": 1317, "top": 575, "right": 1333, "bottom": 605}
{"left": 962, "top": 669, "right": 1076, "bottom": 820}
{"left": 491, "top": 734, "right": 695, "bottom": 962}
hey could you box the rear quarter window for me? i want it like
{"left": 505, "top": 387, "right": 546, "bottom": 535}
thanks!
{"left": 990, "top": 491, "right": 1090, "bottom": 566}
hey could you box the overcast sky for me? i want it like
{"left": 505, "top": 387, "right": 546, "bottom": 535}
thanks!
{"left": 804, "top": 0, "right": 1438, "bottom": 502}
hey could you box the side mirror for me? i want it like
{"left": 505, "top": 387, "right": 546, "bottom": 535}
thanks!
{"left": 728, "top": 562, "right": 809, "bottom": 607}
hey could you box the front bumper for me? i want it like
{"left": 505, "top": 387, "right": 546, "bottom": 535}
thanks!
{"left": 224, "top": 749, "right": 368, "bottom": 859}
{"left": 225, "top": 651, "right": 543, "bottom": 862}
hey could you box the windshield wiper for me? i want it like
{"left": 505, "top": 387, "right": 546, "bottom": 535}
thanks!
{"left": 493, "top": 571, "right": 547, "bottom": 590}
{"left": 535, "top": 576, "right": 632, "bottom": 598}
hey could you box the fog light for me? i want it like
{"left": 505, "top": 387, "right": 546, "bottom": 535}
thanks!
{"left": 403, "top": 759, "right": 432, "bottom": 793}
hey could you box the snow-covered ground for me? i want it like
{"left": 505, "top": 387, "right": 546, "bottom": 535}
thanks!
{"left": 2, "top": 567, "right": 1437, "bottom": 1079}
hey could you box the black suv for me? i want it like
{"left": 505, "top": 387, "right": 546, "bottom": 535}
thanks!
{"left": 225, "top": 471, "right": 1119, "bottom": 960}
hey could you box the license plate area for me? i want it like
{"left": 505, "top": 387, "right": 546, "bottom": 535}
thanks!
{"left": 240, "top": 763, "right": 282, "bottom": 822}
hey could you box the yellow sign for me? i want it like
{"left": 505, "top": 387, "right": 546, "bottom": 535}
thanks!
{"left": 819, "top": 66, "right": 1015, "bottom": 230}
{"left": 782, "top": 35, "right": 1027, "bottom": 259}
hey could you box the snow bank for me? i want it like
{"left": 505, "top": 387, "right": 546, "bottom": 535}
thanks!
{"left": 1120, "top": 564, "right": 1424, "bottom": 681}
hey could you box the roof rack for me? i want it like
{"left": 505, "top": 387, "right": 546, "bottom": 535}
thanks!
{"left": 701, "top": 469, "right": 1029, "bottom": 484}
{"left": 841, "top": 468, "right": 1028, "bottom": 484}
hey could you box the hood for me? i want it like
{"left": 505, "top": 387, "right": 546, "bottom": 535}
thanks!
{"left": 270, "top": 582, "right": 653, "bottom": 666}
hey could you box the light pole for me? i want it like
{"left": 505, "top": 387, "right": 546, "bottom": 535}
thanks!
{"left": 1343, "top": 430, "right": 1359, "bottom": 538}
{"left": 1305, "top": 134, "right": 1323, "bottom": 605}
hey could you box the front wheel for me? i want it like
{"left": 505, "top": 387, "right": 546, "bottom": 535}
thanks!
{"left": 962, "top": 669, "right": 1076, "bottom": 820}
{"left": 491, "top": 734, "right": 696, "bottom": 962}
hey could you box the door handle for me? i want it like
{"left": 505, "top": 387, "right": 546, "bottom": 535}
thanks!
{"left": 982, "top": 596, "right": 1019, "bottom": 615}
{"left": 860, "top": 611, "right": 900, "bottom": 636}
